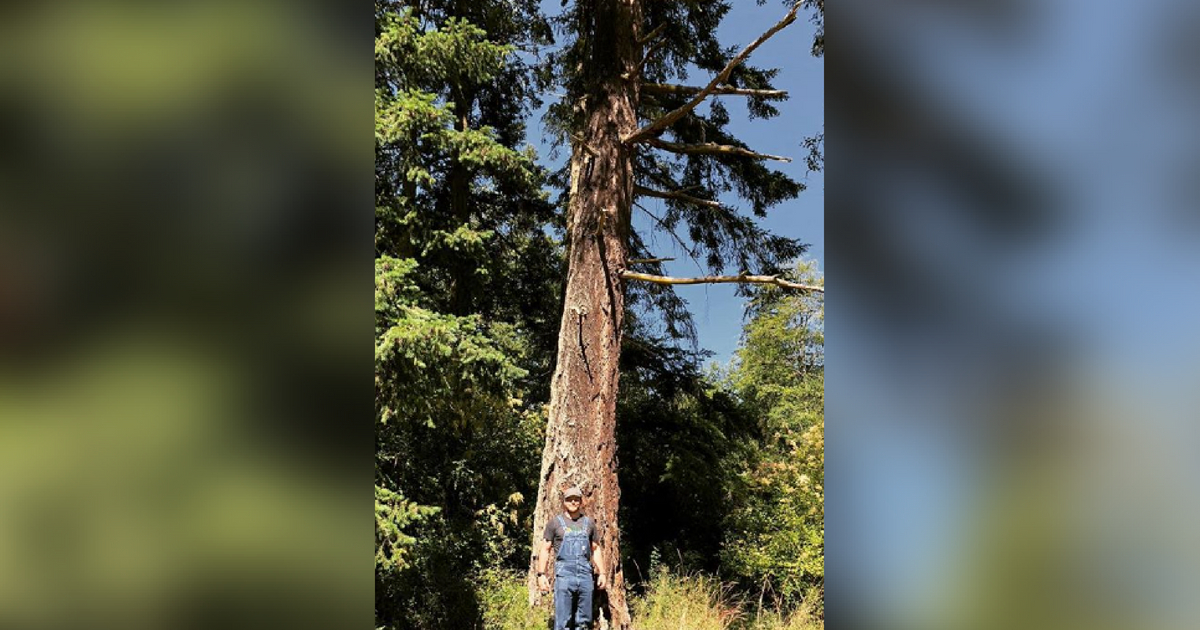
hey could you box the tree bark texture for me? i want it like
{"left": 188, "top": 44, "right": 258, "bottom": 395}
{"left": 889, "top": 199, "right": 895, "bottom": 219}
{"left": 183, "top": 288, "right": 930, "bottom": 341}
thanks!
{"left": 528, "top": 1, "right": 641, "bottom": 628}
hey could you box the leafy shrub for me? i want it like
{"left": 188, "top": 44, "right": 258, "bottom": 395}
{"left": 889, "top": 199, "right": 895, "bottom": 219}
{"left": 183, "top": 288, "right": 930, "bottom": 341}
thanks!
{"left": 721, "top": 264, "right": 824, "bottom": 607}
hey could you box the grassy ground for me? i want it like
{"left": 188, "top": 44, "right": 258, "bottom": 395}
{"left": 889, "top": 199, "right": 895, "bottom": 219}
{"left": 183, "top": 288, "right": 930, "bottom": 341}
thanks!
{"left": 478, "top": 567, "right": 822, "bottom": 630}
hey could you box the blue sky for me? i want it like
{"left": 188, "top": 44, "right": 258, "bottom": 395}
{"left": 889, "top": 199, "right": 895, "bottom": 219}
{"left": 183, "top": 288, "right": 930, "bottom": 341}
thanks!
{"left": 529, "top": 0, "right": 823, "bottom": 366}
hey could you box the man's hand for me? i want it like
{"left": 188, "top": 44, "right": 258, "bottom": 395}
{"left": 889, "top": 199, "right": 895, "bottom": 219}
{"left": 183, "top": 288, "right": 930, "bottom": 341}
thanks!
{"left": 595, "top": 572, "right": 608, "bottom": 591}
{"left": 537, "top": 574, "right": 550, "bottom": 593}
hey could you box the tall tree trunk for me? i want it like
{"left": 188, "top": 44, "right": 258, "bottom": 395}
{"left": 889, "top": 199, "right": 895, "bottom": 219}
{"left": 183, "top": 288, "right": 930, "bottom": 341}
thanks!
{"left": 528, "top": 1, "right": 641, "bottom": 628}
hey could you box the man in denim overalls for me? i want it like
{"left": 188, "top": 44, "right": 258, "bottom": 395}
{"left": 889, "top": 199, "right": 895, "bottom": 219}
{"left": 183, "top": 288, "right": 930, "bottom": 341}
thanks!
{"left": 536, "top": 486, "right": 607, "bottom": 629}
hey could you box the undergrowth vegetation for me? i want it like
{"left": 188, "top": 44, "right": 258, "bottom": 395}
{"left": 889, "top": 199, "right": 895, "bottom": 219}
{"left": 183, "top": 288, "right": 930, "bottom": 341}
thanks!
{"left": 479, "top": 567, "right": 822, "bottom": 630}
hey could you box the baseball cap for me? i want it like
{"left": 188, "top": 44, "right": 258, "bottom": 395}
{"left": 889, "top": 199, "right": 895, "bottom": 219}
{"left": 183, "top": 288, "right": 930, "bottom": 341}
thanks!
{"left": 563, "top": 486, "right": 583, "bottom": 499}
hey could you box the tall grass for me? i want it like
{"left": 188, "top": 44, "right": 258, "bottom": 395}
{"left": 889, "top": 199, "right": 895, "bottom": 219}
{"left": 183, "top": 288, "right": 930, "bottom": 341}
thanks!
{"left": 631, "top": 567, "right": 743, "bottom": 630}
{"left": 477, "top": 566, "right": 821, "bottom": 630}
{"left": 739, "top": 601, "right": 823, "bottom": 630}
{"left": 631, "top": 567, "right": 822, "bottom": 630}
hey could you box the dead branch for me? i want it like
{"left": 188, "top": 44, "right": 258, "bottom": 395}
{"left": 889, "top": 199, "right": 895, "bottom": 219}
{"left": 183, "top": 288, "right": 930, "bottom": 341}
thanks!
{"left": 633, "top": 201, "right": 705, "bottom": 272}
{"left": 624, "top": 3, "right": 800, "bottom": 144}
{"left": 638, "top": 22, "right": 667, "bottom": 45}
{"left": 645, "top": 137, "right": 792, "bottom": 162}
{"left": 634, "top": 185, "right": 722, "bottom": 209}
{"left": 620, "top": 271, "right": 824, "bottom": 293}
{"left": 633, "top": 30, "right": 670, "bottom": 80}
{"left": 641, "top": 83, "right": 788, "bottom": 99}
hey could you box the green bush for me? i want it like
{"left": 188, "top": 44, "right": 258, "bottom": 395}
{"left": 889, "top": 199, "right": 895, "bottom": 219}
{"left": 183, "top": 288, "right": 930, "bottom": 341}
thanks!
{"left": 721, "top": 265, "right": 824, "bottom": 608}
{"left": 477, "top": 568, "right": 550, "bottom": 630}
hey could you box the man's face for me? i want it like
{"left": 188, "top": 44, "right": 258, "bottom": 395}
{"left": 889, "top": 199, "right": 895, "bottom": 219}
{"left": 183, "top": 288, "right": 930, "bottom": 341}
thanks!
{"left": 563, "top": 496, "right": 581, "bottom": 514}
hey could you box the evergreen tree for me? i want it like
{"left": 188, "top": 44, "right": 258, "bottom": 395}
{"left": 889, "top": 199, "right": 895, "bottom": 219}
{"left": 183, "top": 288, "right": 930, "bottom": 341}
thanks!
{"left": 373, "top": 2, "right": 559, "bottom": 627}
{"left": 526, "top": 1, "right": 824, "bottom": 626}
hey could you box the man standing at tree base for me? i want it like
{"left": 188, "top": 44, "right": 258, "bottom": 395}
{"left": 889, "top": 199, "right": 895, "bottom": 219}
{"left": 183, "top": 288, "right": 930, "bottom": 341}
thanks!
{"left": 537, "top": 486, "right": 607, "bottom": 629}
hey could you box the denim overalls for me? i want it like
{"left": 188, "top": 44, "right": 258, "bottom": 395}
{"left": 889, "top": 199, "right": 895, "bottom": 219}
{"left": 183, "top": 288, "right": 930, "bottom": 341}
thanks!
{"left": 553, "top": 514, "right": 594, "bottom": 630}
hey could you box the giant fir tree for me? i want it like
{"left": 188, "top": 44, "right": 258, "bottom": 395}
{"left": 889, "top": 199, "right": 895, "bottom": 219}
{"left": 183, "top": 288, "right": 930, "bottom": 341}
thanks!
{"left": 526, "top": 1, "right": 824, "bottom": 627}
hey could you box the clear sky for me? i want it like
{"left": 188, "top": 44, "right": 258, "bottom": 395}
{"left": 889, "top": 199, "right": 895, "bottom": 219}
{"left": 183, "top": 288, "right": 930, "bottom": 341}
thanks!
{"left": 530, "top": 0, "right": 824, "bottom": 366}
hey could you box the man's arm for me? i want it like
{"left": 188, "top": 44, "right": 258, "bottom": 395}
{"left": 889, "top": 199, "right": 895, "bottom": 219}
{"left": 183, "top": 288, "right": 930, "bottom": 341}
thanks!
{"left": 536, "top": 539, "right": 552, "bottom": 592}
{"left": 537, "top": 539, "right": 553, "bottom": 574}
{"left": 591, "top": 541, "right": 607, "bottom": 590}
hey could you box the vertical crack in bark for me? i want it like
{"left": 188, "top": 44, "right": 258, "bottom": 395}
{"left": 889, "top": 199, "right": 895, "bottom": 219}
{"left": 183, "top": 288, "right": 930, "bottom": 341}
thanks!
{"left": 576, "top": 307, "right": 595, "bottom": 382}
{"left": 596, "top": 230, "right": 623, "bottom": 345}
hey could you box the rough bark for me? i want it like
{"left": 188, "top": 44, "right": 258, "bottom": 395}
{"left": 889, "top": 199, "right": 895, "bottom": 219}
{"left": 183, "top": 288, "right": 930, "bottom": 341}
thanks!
{"left": 527, "top": 1, "right": 641, "bottom": 628}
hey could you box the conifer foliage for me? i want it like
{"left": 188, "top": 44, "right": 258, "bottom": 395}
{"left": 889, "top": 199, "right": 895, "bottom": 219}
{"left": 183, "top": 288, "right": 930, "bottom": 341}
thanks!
{"left": 374, "top": 2, "right": 560, "bottom": 627}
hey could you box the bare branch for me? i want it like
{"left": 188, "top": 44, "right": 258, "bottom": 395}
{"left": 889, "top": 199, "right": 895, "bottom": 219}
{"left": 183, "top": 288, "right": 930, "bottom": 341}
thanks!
{"left": 641, "top": 83, "right": 788, "bottom": 99}
{"left": 621, "top": 271, "right": 824, "bottom": 293}
{"left": 633, "top": 33, "right": 670, "bottom": 80}
{"left": 638, "top": 22, "right": 667, "bottom": 45}
{"left": 627, "top": 257, "right": 676, "bottom": 264}
{"left": 633, "top": 201, "right": 704, "bottom": 272}
{"left": 634, "top": 185, "right": 722, "bottom": 209}
{"left": 624, "top": 3, "right": 800, "bottom": 144}
{"left": 645, "top": 138, "right": 792, "bottom": 162}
